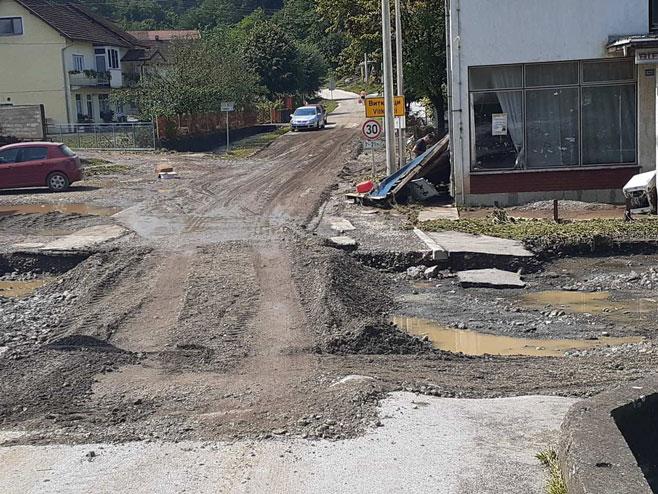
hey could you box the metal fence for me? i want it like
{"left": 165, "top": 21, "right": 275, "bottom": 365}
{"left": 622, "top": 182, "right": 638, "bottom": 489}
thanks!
{"left": 46, "top": 122, "right": 156, "bottom": 151}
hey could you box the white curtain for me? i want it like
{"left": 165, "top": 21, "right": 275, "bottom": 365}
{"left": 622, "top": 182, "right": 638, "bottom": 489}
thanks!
{"left": 491, "top": 70, "right": 525, "bottom": 168}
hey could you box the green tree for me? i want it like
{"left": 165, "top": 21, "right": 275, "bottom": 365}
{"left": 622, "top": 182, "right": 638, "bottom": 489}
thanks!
{"left": 295, "top": 42, "right": 328, "bottom": 96}
{"left": 316, "top": 0, "right": 447, "bottom": 132}
{"left": 113, "top": 29, "right": 262, "bottom": 118}
{"left": 273, "top": 0, "right": 347, "bottom": 67}
{"left": 402, "top": 0, "right": 447, "bottom": 133}
{"left": 244, "top": 21, "right": 300, "bottom": 96}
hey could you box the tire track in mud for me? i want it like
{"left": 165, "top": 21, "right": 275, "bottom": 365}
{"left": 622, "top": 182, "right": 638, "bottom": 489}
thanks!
{"left": 110, "top": 252, "right": 194, "bottom": 353}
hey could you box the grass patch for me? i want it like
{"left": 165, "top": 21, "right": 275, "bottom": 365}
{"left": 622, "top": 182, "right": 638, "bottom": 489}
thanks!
{"left": 81, "top": 158, "right": 111, "bottom": 167}
{"left": 339, "top": 81, "right": 382, "bottom": 95}
{"left": 81, "top": 158, "right": 129, "bottom": 176}
{"left": 322, "top": 99, "right": 339, "bottom": 114}
{"left": 420, "top": 214, "right": 658, "bottom": 244}
{"left": 221, "top": 126, "right": 289, "bottom": 159}
{"left": 537, "top": 450, "right": 567, "bottom": 494}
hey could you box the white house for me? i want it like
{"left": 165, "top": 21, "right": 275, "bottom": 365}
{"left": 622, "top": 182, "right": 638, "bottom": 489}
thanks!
{"left": 446, "top": 0, "right": 658, "bottom": 206}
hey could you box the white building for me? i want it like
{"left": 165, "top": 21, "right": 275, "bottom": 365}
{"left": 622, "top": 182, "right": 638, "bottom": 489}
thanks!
{"left": 446, "top": 0, "right": 658, "bottom": 206}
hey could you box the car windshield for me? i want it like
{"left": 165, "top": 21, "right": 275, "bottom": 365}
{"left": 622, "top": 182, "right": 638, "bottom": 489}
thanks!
{"left": 294, "top": 108, "right": 316, "bottom": 116}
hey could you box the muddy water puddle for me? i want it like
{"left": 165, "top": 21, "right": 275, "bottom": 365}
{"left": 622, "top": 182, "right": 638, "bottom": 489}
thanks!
{"left": 0, "top": 203, "right": 118, "bottom": 217}
{"left": 393, "top": 316, "right": 643, "bottom": 357}
{"left": 523, "top": 290, "right": 656, "bottom": 316}
{"left": 0, "top": 278, "right": 51, "bottom": 297}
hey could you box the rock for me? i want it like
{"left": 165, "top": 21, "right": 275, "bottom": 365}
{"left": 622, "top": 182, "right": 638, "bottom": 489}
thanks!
{"left": 326, "top": 236, "right": 358, "bottom": 251}
{"left": 331, "top": 375, "right": 375, "bottom": 387}
{"left": 626, "top": 271, "right": 640, "bottom": 282}
{"left": 424, "top": 266, "right": 441, "bottom": 279}
{"left": 272, "top": 428, "right": 287, "bottom": 435}
{"left": 406, "top": 265, "right": 427, "bottom": 280}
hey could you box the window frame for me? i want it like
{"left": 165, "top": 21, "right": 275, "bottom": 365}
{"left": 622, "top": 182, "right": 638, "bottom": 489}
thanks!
{"left": 17, "top": 147, "right": 49, "bottom": 162}
{"left": 72, "top": 54, "right": 85, "bottom": 72}
{"left": 468, "top": 58, "right": 638, "bottom": 174}
{"left": 0, "top": 147, "right": 19, "bottom": 165}
{"left": 0, "top": 16, "right": 23, "bottom": 36}
{"left": 651, "top": 0, "right": 658, "bottom": 32}
{"left": 108, "top": 48, "right": 120, "bottom": 70}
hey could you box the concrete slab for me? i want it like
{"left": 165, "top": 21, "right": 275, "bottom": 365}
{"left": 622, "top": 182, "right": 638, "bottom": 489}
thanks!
{"left": 0, "top": 392, "right": 575, "bottom": 494}
{"left": 423, "top": 231, "right": 534, "bottom": 258}
{"left": 417, "top": 206, "right": 459, "bottom": 222}
{"left": 39, "top": 225, "right": 128, "bottom": 251}
{"left": 327, "top": 236, "right": 358, "bottom": 251}
{"left": 559, "top": 378, "right": 658, "bottom": 494}
{"left": 413, "top": 228, "right": 448, "bottom": 261}
{"left": 458, "top": 268, "right": 526, "bottom": 289}
{"left": 12, "top": 242, "right": 46, "bottom": 249}
{"left": 327, "top": 217, "right": 356, "bottom": 232}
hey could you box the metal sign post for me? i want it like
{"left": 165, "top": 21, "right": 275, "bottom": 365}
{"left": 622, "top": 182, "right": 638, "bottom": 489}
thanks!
{"left": 328, "top": 77, "right": 336, "bottom": 100}
{"left": 221, "top": 101, "right": 235, "bottom": 153}
{"left": 362, "top": 120, "right": 383, "bottom": 178}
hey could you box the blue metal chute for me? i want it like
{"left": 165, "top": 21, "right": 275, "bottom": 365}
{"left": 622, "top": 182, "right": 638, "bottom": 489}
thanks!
{"left": 367, "top": 135, "right": 449, "bottom": 202}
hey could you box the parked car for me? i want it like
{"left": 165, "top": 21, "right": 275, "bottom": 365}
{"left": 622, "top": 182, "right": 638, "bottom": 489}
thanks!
{"left": 290, "top": 106, "right": 326, "bottom": 131}
{"left": 0, "top": 142, "right": 83, "bottom": 192}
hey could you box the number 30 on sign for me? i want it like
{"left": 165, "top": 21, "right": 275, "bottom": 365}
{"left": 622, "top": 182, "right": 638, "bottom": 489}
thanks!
{"left": 362, "top": 119, "right": 382, "bottom": 141}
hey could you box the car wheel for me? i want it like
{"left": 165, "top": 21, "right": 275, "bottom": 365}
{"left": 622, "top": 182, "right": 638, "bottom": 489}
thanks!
{"left": 47, "top": 172, "right": 70, "bottom": 192}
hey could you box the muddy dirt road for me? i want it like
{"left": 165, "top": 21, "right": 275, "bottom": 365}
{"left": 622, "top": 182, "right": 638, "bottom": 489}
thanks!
{"left": 0, "top": 89, "right": 656, "bottom": 462}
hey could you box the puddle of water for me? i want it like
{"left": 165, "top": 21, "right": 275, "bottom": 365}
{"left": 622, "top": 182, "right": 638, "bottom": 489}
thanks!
{"left": 0, "top": 278, "right": 51, "bottom": 298}
{"left": 0, "top": 204, "right": 118, "bottom": 217}
{"left": 523, "top": 290, "right": 656, "bottom": 316}
{"left": 393, "top": 316, "right": 643, "bottom": 357}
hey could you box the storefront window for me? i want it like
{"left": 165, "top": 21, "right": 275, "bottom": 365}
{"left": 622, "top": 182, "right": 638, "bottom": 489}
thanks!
{"left": 582, "top": 85, "right": 636, "bottom": 165}
{"left": 469, "top": 65, "right": 522, "bottom": 91}
{"left": 525, "top": 62, "right": 578, "bottom": 87}
{"left": 526, "top": 88, "right": 579, "bottom": 168}
{"left": 472, "top": 91, "right": 524, "bottom": 170}
{"left": 469, "top": 59, "right": 636, "bottom": 171}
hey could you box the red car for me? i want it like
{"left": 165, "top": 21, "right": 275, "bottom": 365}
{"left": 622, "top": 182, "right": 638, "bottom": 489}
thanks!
{"left": 0, "top": 142, "right": 83, "bottom": 192}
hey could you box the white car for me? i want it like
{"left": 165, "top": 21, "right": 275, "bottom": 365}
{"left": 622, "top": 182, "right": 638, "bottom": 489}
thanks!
{"left": 290, "top": 106, "right": 326, "bottom": 131}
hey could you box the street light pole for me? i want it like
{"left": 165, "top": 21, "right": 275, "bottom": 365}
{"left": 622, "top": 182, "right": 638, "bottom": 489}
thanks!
{"left": 381, "top": 0, "right": 396, "bottom": 175}
{"left": 394, "top": 0, "right": 406, "bottom": 169}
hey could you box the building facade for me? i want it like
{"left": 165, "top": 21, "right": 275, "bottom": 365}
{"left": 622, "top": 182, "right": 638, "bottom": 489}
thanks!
{"left": 0, "top": 0, "right": 161, "bottom": 125}
{"left": 446, "top": 0, "right": 658, "bottom": 206}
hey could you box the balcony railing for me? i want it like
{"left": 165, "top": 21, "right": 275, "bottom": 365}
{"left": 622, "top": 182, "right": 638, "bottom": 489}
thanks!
{"left": 68, "top": 70, "right": 110, "bottom": 87}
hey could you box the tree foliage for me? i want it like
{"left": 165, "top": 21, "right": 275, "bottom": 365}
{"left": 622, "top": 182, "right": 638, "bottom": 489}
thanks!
{"left": 315, "top": 0, "right": 447, "bottom": 130}
{"left": 244, "top": 21, "right": 300, "bottom": 96}
{"left": 401, "top": 0, "right": 447, "bottom": 131}
{"left": 112, "top": 29, "right": 262, "bottom": 118}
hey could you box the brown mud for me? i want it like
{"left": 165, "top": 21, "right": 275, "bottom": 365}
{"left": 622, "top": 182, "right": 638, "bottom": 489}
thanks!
{"left": 0, "top": 96, "right": 657, "bottom": 448}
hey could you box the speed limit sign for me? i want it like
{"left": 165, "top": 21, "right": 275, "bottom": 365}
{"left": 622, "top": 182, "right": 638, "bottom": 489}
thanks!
{"left": 362, "top": 119, "right": 382, "bottom": 141}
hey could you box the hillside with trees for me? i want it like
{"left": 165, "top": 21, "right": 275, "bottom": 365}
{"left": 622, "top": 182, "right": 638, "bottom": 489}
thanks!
{"left": 96, "top": 0, "right": 445, "bottom": 120}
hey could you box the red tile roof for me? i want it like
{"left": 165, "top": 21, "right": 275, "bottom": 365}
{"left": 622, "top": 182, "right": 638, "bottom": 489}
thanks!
{"left": 128, "top": 30, "right": 200, "bottom": 41}
{"left": 15, "top": 0, "right": 143, "bottom": 48}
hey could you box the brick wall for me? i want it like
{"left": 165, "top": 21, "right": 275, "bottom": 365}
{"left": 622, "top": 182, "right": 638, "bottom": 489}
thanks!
{"left": 0, "top": 105, "right": 46, "bottom": 140}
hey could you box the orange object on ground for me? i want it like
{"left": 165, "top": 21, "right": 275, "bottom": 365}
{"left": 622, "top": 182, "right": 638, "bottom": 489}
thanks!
{"left": 356, "top": 180, "right": 375, "bottom": 194}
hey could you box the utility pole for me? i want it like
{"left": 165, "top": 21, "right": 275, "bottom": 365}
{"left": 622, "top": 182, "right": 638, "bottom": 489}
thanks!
{"left": 381, "top": 0, "right": 396, "bottom": 175}
{"left": 394, "top": 0, "right": 406, "bottom": 169}
{"left": 364, "top": 53, "right": 369, "bottom": 84}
